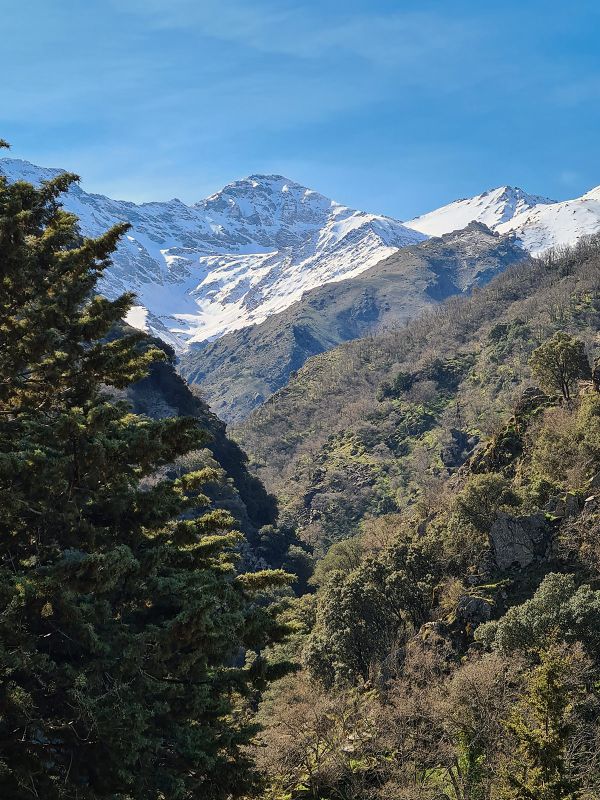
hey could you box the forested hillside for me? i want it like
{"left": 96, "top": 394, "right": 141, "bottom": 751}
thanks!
{"left": 237, "top": 236, "right": 600, "bottom": 551}
{"left": 238, "top": 237, "right": 600, "bottom": 799}
{"left": 8, "top": 0, "right": 600, "bottom": 794}
{"left": 124, "top": 337, "right": 312, "bottom": 581}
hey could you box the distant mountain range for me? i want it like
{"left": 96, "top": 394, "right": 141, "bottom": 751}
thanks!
{"left": 404, "top": 186, "right": 553, "bottom": 237}
{"left": 0, "top": 159, "right": 423, "bottom": 349}
{"left": 3, "top": 157, "right": 600, "bottom": 355}
{"left": 405, "top": 184, "right": 600, "bottom": 255}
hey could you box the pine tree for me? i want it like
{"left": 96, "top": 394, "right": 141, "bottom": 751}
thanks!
{"left": 0, "top": 141, "right": 290, "bottom": 799}
{"left": 500, "top": 650, "right": 582, "bottom": 800}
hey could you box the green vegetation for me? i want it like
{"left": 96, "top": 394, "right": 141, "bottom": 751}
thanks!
{"left": 232, "top": 235, "right": 600, "bottom": 799}
{"left": 0, "top": 149, "right": 291, "bottom": 799}
{"left": 530, "top": 331, "right": 591, "bottom": 400}
{"left": 249, "top": 382, "right": 600, "bottom": 799}
{"left": 237, "top": 234, "right": 600, "bottom": 549}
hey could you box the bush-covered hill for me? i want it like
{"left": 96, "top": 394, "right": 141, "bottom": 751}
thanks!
{"left": 246, "top": 239, "right": 600, "bottom": 800}
{"left": 236, "top": 235, "right": 600, "bottom": 552}
{"left": 179, "top": 224, "right": 526, "bottom": 423}
{"left": 253, "top": 375, "right": 600, "bottom": 799}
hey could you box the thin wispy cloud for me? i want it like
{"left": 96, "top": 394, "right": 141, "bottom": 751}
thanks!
{"left": 116, "top": 0, "right": 479, "bottom": 73}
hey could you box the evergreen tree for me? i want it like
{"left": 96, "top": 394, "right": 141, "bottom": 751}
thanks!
{"left": 500, "top": 650, "right": 583, "bottom": 800}
{"left": 0, "top": 141, "right": 290, "bottom": 799}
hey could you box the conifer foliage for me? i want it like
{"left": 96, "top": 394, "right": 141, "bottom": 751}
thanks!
{"left": 0, "top": 141, "right": 289, "bottom": 799}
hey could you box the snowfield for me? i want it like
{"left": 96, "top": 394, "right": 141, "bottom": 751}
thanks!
{"left": 405, "top": 184, "right": 600, "bottom": 256}
{"left": 405, "top": 186, "right": 554, "bottom": 238}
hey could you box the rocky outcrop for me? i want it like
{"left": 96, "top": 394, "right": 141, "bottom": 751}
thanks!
{"left": 440, "top": 428, "right": 480, "bottom": 469}
{"left": 544, "top": 493, "right": 584, "bottom": 519}
{"left": 470, "top": 387, "right": 551, "bottom": 475}
{"left": 489, "top": 511, "right": 552, "bottom": 570}
{"left": 456, "top": 594, "right": 493, "bottom": 625}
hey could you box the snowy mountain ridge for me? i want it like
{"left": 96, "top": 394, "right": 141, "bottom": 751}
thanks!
{"left": 405, "top": 183, "right": 600, "bottom": 256}
{"left": 405, "top": 185, "right": 555, "bottom": 238}
{"left": 495, "top": 184, "right": 600, "bottom": 254}
{"left": 0, "top": 159, "right": 424, "bottom": 349}
{"left": 2, "top": 157, "right": 600, "bottom": 350}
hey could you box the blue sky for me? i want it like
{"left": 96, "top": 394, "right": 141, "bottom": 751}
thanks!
{"left": 3, "top": 0, "right": 600, "bottom": 218}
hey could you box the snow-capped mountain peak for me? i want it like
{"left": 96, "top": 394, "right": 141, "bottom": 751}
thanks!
{"left": 405, "top": 185, "right": 555, "bottom": 237}
{"left": 495, "top": 185, "right": 600, "bottom": 255}
{"left": 581, "top": 185, "right": 600, "bottom": 201}
{"left": 0, "top": 157, "right": 66, "bottom": 185}
{"left": 0, "top": 158, "right": 424, "bottom": 349}
{"left": 406, "top": 181, "right": 600, "bottom": 256}
{"left": 195, "top": 174, "right": 339, "bottom": 251}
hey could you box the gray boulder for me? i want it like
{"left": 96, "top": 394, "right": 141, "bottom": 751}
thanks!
{"left": 544, "top": 493, "right": 583, "bottom": 519}
{"left": 456, "top": 595, "right": 493, "bottom": 625}
{"left": 489, "top": 511, "right": 551, "bottom": 570}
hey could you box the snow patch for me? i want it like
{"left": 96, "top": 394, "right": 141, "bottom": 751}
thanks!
{"left": 124, "top": 305, "right": 149, "bottom": 332}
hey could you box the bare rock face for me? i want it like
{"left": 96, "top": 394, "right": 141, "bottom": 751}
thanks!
{"left": 489, "top": 511, "right": 551, "bottom": 570}
{"left": 456, "top": 595, "right": 493, "bottom": 625}
{"left": 545, "top": 493, "right": 584, "bottom": 519}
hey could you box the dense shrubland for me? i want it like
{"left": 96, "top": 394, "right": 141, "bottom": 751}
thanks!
{"left": 249, "top": 377, "right": 600, "bottom": 799}
{"left": 232, "top": 237, "right": 600, "bottom": 799}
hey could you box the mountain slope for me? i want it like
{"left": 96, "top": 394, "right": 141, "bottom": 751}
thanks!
{"left": 495, "top": 184, "right": 600, "bottom": 254}
{"left": 235, "top": 235, "right": 600, "bottom": 548}
{"left": 406, "top": 183, "right": 600, "bottom": 256}
{"left": 108, "top": 327, "right": 278, "bottom": 537}
{"left": 4, "top": 155, "right": 599, "bottom": 366}
{"left": 0, "top": 158, "right": 424, "bottom": 348}
{"left": 180, "top": 223, "right": 527, "bottom": 422}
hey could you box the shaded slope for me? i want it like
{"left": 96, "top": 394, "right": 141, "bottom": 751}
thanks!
{"left": 122, "top": 335, "right": 278, "bottom": 537}
{"left": 180, "top": 224, "right": 527, "bottom": 422}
